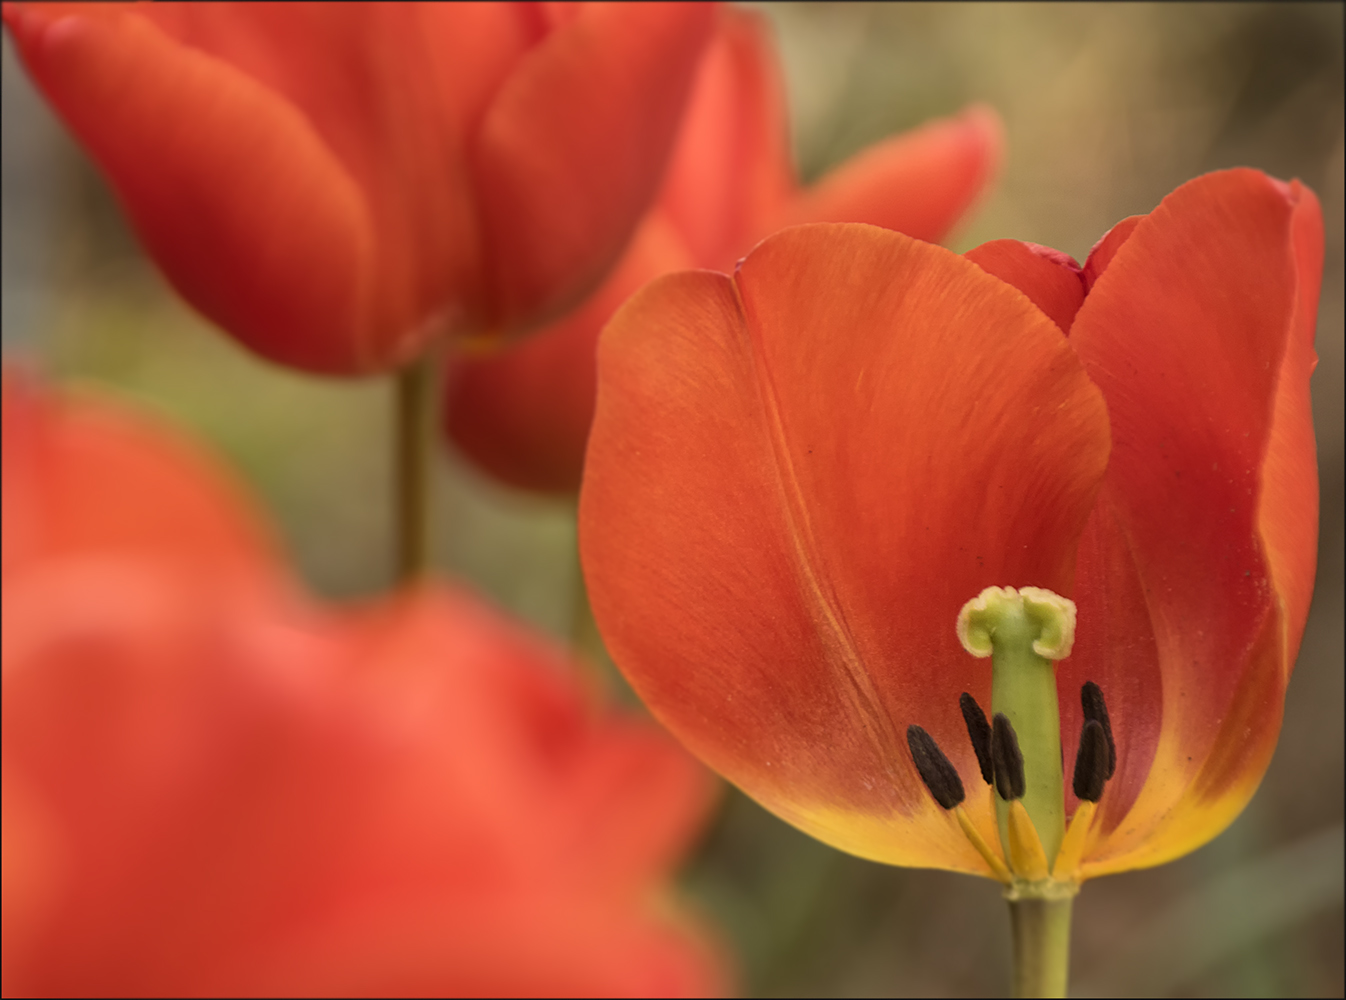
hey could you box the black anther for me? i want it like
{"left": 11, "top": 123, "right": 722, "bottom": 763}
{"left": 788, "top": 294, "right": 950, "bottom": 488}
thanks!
{"left": 1073, "top": 719, "right": 1110, "bottom": 802}
{"left": 990, "top": 713, "right": 1025, "bottom": 801}
{"left": 906, "top": 725, "right": 965, "bottom": 810}
{"left": 959, "top": 692, "right": 994, "bottom": 785}
{"left": 1080, "top": 681, "right": 1116, "bottom": 779}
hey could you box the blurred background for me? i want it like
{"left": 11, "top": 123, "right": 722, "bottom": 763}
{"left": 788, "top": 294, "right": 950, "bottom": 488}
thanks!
{"left": 3, "top": 3, "right": 1341, "bottom": 996}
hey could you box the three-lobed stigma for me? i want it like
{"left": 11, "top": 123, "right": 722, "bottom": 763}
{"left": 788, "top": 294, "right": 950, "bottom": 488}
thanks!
{"left": 956, "top": 586, "right": 1077, "bottom": 661}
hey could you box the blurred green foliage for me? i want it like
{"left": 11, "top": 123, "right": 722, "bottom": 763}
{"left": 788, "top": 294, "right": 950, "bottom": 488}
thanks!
{"left": 3, "top": 3, "right": 1341, "bottom": 996}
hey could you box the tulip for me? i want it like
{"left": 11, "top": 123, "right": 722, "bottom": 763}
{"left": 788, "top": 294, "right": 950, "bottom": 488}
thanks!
{"left": 2, "top": 371, "right": 723, "bottom": 997}
{"left": 577, "top": 169, "right": 1322, "bottom": 899}
{"left": 1, "top": 3, "right": 715, "bottom": 375}
{"left": 445, "top": 7, "right": 1002, "bottom": 492}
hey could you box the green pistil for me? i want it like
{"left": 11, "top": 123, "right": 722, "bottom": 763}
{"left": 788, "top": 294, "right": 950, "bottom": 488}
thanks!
{"left": 958, "top": 586, "right": 1075, "bottom": 867}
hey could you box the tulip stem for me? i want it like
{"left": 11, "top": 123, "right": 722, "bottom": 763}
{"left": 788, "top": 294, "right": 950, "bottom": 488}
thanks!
{"left": 395, "top": 353, "right": 436, "bottom": 583}
{"left": 1009, "top": 897, "right": 1073, "bottom": 998}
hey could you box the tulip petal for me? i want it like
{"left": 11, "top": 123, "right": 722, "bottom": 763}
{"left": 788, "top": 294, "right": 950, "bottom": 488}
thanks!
{"left": 1081, "top": 215, "right": 1144, "bottom": 292}
{"left": 964, "top": 239, "right": 1086, "bottom": 334}
{"left": 1, "top": 370, "right": 281, "bottom": 596}
{"left": 414, "top": 3, "right": 542, "bottom": 136}
{"left": 1067, "top": 170, "right": 1321, "bottom": 875}
{"left": 266, "top": 891, "right": 726, "bottom": 999}
{"left": 445, "top": 214, "right": 696, "bottom": 493}
{"left": 473, "top": 2, "right": 715, "bottom": 332}
{"left": 657, "top": 7, "right": 796, "bottom": 269}
{"left": 780, "top": 104, "right": 1004, "bottom": 244}
{"left": 343, "top": 587, "right": 717, "bottom": 899}
{"left": 580, "top": 224, "right": 1110, "bottom": 873}
{"left": 1056, "top": 492, "right": 1165, "bottom": 836}
{"left": 2, "top": 4, "right": 385, "bottom": 373}
{"left": 1258, "top": 180, "right": 1323, "bottom": 663}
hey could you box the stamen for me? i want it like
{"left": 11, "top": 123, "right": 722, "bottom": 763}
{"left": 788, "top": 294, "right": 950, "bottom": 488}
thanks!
{"left": 1052, "top": 692, "right": 1114, "bottom": 881}
{"left": 991, "top": 713, "right": 1026, "bottom": 801}
{"left": 1007, "top": 800, "right": 1050, "bottom": 880}
{"left": 1072, "top": 720, "right": 1110, "bottom": 802}
{"left": 959, "top": 692, "right": 993, "bottom": 785}
{"left": 906, "top": 725, "right": 964, "bottom": 810}
{"left": 906, "top": 724, "right": 1012, "bottom": 883}
{"left": 1051, "top": 801, "right": 1095, "bottom": 881}
{"left": 954, "top": 806, "right": 1013, "bottom": 884}
{"left": 1080, "top": 681, "right": 1116, "bottom": 778}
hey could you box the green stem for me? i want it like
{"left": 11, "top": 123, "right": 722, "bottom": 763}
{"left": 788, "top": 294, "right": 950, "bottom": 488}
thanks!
{"left": 1009, "top": 897, "right": 1073, "bottom": 998}
{"left": 394, "top": 354, "right": 436, "bottom": 583}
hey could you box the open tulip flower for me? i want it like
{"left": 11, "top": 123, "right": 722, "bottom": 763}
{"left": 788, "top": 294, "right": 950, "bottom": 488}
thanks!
{"left": 445, "top": 7, "right": 1002, "bottom": 492}
{"left": 1, "top": 2, "right": 714, "bottom": 375}
{"left": 2, "top": 371, "right": 723, "bottom": 997}
{"left": 578, "top": 169, "right": 1322, "bottom": 991}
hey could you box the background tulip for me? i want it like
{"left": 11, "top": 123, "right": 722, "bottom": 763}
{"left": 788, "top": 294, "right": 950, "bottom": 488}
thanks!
{"left": 2, "top": 371, "right": 723, "bottom": 997}
{"left": 1, "top": 2, "right": 715, "bottom": 375}
{"left": 444, "top": 7, "right": 1002, "bottom": 493}
{"left": 578, "top": 169, "right": 1321, "bottom": 884}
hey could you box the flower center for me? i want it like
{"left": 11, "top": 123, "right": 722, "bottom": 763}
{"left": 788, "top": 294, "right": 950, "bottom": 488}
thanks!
{"left": 959, "top": 586, "right": 1073, "bottom": 867}
{"left": 905, "top": 586, "right": 1117, "bottom": 897}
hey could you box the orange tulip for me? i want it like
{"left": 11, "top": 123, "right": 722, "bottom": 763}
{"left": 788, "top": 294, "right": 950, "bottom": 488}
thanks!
{"left": 445, "top": 7, "right": 1002, "bottom": 492}
{"left": 578, "top": 169, "right": 1322, "bottom": 889}
{"left": 2, "top": 371, "right": 723, "bottom": 997}
{"left": 1, "top": 2, "right": 715, "bottom": 375}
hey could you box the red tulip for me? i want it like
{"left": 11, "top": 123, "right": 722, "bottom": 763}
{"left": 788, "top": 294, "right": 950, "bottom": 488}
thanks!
{"left": 445, "top": 7, "right": 1002, "bottom": 492}
{"left": 2, "top": 2, "right": 716, "bottom": 375}
{"left": 577, "top": 169, "right": 1322, "bottom": 886}
{"left": 2, "top": 371, "right": 723, "bottom": 997}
